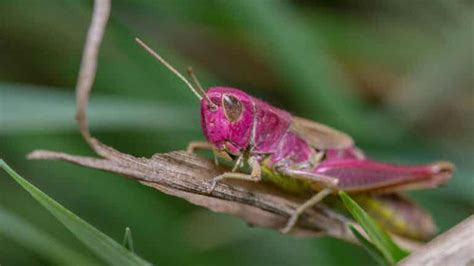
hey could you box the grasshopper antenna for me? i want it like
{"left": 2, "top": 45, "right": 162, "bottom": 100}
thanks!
{"left": 135, "top": 38, "right": 213, "bottom": 106}
{"left": 186, "top": 67, "right": 214, "bottom": 107}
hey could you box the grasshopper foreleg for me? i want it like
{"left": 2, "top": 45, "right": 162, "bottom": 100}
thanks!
{"left": 207, "top": 156, "right": 261, "bottom": 193}
{"left": 186, "top": 141, "right": 230, "bottom": 165}
{"left": 232, "top": 154, "right": 245, "bottom": 172}
{"left": 186, "top": 141, "right": 213, "bottom": 154}
{"left": 280, "top": 188, "right": 333, "bottom": 233}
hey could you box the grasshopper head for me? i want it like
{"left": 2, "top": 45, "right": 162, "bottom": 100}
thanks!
{"left": 133, "top": 40, "right": 253, "bottom": 156}
{"left": 200, "top": 87, "right": 254, "bottom": 156}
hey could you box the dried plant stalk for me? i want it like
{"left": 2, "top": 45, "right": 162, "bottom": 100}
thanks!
{"left": 399, "top": 215, "right": 474, "bottom": 266}
{"left": 75, "top": 0, "right": 110, "bottom": 144}
{"left": 27, "top": 149, "right": 349, "bottom": 239}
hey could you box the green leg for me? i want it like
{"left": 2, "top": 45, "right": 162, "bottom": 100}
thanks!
{"left": 208, "top": 157, "right": 261, "bottom": 193}
{"left": 280, "top": 188, "right": 333, "bottom": 233}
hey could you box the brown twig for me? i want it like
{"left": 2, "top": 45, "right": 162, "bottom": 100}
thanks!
{"left": 399, "top": 215, "right": 474, "bottom": 266}
{"left": 26, "top": 149, "right": 349, "bottom": 239}
{"left": 27, "top": 0, "right": 422, "bottom": 252}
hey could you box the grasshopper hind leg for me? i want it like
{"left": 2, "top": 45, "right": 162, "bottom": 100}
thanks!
{"left": 272, "top": 162, "right": 338, "bottom": 233}
{"left": 281, "top": 188, "right": 333, "bottom": 233}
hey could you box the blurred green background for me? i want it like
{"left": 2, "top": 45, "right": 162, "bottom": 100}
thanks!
{"left": 0, "top": 0, "right": 472, "bottom": 265}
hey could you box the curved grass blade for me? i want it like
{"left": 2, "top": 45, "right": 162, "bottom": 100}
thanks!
{"left": 349, "top": 225, "right": 390, "bottom": 266}
{"left": 339, "top": 191, "right": 409, "bottom": 264}
{"left": 0, "top": 159, "right": 151, "bottom": 266}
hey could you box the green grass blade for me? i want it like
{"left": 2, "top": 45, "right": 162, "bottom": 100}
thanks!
{"left": 0, "top": 205, "right": 99, "bottom": 265}
{"left": 349, "top": 225, "right": 390, "bottom": 266}
{"left": 0, "top": 160, "right": 152, "bottom": 266}
{"left": 123, "top": 227, "right": 135, "bottom": 253}
{"left": 339, "top": 191, "right": 409, "bottom": 264}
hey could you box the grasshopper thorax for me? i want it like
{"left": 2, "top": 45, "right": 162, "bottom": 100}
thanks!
{"left": 201, "top": 87, "right": 254, "bottom": 156}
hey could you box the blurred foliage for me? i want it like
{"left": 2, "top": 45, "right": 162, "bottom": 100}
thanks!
{"left": 1, "top": 160, "right": 151, "bottom": 265}
{"left": 0, "top": 0, "right": 472, "bottom": 265}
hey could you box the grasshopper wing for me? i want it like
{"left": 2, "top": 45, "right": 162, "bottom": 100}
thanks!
{"left": 290, "top": 116, "right": 354, "bottom": 149}
{"left": 314, "top": 159, "right": 454, "bottom": 193}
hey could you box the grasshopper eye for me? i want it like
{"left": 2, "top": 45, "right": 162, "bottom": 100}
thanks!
{"left": 222, "top": 94, "right": 243, "bottom": 122}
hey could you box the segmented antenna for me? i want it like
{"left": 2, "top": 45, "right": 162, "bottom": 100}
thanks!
{"left": 186, "top": 67, "right": 215, "bottom": 108}
{"left": 135, "top": 38, "right": 202, "bottom": 100}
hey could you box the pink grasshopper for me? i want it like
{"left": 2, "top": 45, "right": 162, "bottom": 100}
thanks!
{"left": 136, "top": 39, "right": 454, "bottom": 238}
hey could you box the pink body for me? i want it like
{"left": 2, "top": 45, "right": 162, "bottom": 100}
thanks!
{"left": 200, "top": 87, "right": 453, "bottom": 193}
{"left": 136, "top": 38, "right": 453, "bottom": 240}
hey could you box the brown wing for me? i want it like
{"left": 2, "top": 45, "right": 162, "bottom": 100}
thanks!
{"left": 290, "top": 116, "right": 354, "bottom": 149}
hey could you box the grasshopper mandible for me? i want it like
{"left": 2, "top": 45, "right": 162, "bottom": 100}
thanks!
{"left": 136, "top": 38, "right": 454, "bottom": 238}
